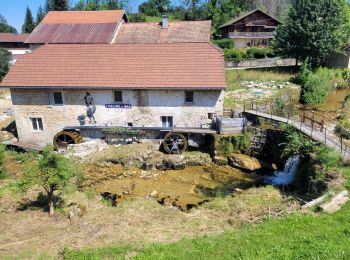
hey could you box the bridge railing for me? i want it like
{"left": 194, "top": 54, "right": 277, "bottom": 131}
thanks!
{"left": 242, "top": 99, "right": 350, "bottom": 157}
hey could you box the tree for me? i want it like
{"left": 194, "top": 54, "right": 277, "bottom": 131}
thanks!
{"left": 36, "top": 5, "right": 45, "bottom": 25}
{"left": 19, "top": 146, "right": 79, "bottom": 215}
{"left": 139, "top": 0, "right": 171, "bottom": 16}
{"left": 274, "top": 0, "right": 350, "bottom": 68}
{"left": 73, "top": 0, "right": 130, "bottom": 11}
{"left": 0, "top": 48, "right": 11, "bottom": 82}
{"left": 22, "top": 7, "right": 35, "bottom": 33}
{"left": 0, "top": 14, "right": 17, "bottom": 33}
{"left": 45, "top": 0, "right": 69, "bottom": 12}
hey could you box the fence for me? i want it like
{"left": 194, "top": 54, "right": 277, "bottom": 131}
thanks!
{"left": 242, "top": 99, "right": 350, "bottom": 159}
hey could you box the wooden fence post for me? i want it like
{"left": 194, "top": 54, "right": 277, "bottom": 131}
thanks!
{"left": 243, "top": 100, "right": 246, "bottom": 112}
{"left": 341, "top": 137, "right": 343, "bottom": 153}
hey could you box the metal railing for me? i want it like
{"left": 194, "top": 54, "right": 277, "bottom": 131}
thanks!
{"left": 242, "top": 99, "right": 350, "bottom": 159}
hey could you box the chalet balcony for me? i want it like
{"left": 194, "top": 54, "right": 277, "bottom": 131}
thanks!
{"left": 228, "top": 31, "right": 276, "bottom": 38}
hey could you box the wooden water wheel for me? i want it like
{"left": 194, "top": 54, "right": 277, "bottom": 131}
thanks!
{"left": 53, "top": 130, "right": 84, "bottom": 150}
{"left": 162, "top": 132, "right": 188, "bottom": 154}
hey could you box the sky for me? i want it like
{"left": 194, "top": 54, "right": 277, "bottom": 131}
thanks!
{"left": 1, "top": 0, "right": 176, "bottom": 32}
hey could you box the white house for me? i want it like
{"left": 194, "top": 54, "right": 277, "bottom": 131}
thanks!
{"left": 0, "top": 43, "right": 226, "bottom": 147}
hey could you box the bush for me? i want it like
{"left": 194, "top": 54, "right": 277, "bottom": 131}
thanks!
{"left": 280, "top": 124, "right": 316, "bottom": 157}
{"left": 336, "top": 94, "right": 350, "bottom": 136}
{"left": 246, "top": 47, "right": 275, "bottom": 59}
{"left": 212, "top": 39, "right": 234, "bottom": 49}
{"left": 316, "top": 146, "right": 341, "bottom": 171}
{"left": 128, "top": 13, "right": 146, "bottom": 22}
{"left": 224, "top": 48, "right": 242, "bottom": 62}
{"left": 299, "top": 65, "right": 336, "bottom": 105}
{"left": 0, "top": 145, "right": 7, "bottom": 179}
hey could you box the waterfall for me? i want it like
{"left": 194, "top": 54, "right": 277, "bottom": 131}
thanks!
{"left": 266, "top": 155, "right": 300, "bottom": 186}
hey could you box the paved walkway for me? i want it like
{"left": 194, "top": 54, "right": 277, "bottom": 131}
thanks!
{"left": 245, "top": 110, "right": 350, "bottom": 162}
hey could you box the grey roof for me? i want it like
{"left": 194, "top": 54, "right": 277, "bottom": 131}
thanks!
{"left": 218, "top": 9, "right": 280, "bottom": 29}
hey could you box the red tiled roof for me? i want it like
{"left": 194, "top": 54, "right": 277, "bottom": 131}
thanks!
{"left": 0, "top": 33, "right": 30, "bottom": 43}
{"left": 0, "top": 43, "right": 225, "bottom": 90}
{"left": 42, "top": 10, "right": 126, "bottom": 24}
{"left": 26, "top": 10, "right": 126, "bottom": 44}
{"left": 25, "top": 23, "right": 119, "bottom": 44}
{"left": 114, "top": 20, "right": 211, "bottom": 43}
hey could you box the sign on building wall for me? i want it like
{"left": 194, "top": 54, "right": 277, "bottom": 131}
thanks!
{"left": 105, "top": 104, "right": 132, "bottom": 109}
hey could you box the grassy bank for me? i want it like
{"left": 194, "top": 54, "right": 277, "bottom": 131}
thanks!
{"left": 64, "top": 198, "right": 350, "bottom": 259}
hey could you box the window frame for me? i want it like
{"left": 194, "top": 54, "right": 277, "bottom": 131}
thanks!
{"left": 161, "top": 116, "right": 173, "bottom": 128}
{"left": 113, "top": 90, "right": 123, "bottom": 103}
{"left": 30, "top": 117, "right": 44, "bottom": 132}
{"left": 53, "top": 91, "right": 64, "bottom": 106}
{"left": 185, "top": 91, "right": 194, "bottom": 104}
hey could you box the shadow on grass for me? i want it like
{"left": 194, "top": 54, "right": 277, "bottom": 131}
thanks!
{"left": 17, "top": 192, "right": 64, "bottom": 212}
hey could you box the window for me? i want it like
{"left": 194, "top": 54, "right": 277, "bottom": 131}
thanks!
{"left": 53, "top": 92, "right": 63, "bottom": 105}
{"left": 185, "top": 91, "right": 194, "bottom": 103}
{"left": 114, "top": 91, "right": 123, "bottom": 103}
{"left": 30, "top": 117, "right": 43, "bottom": 131}
{"left": 161, "top": 116, "right": 173, "bottom": 128}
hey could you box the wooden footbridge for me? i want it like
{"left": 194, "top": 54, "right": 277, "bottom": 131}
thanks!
{"left": 243, "top": 100, "right": 350, "bottom": 162}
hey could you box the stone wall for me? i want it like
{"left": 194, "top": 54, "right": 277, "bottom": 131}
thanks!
{"left": 10, "top": 88, "right": 224, "bottom": 146}
{"left": 225, "top": 57, "right": 297, "bottom": 68}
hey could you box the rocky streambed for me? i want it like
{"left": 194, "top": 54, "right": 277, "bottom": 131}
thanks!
{"left": 82, "top": 162, "right": 258, "bottom": 211}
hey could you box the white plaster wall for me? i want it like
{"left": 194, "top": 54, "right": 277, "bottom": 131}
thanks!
{"left": 10, "top": 88, "right": 224, "bottom": 146}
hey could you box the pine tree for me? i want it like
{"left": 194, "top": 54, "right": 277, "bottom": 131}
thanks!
{"left": 274, "top": 0, "right": 350, "bottom": 68}
{"left": 36, "top": 5, "right": 45, "bottom": 25}
{"left": 22, "top": 7, "right": 35, "bottom": 33}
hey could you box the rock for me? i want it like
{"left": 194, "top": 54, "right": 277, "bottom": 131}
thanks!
{"left": 214, "top": 156, "right": 228, "bottom": 165}
{"left": 184, "top": 153, "right": 212, "bottom": 166}
{"left": 163, "top": 155, "right": 186, "bottom": 170}
{"left": 229, "top": 154, "right": 262, "bottom": 171}
{"left": 320, "top": 190, "right": 349, "bottom": 213}
{"left": 201, "top": 173, "right": 212, "bottom": 181}
{"left": 68, "top": 203, "right": 87, "bottom": 220}
{"left": 141, "top": 161, "right": 154, "bottom": 171}
{"left": 149, "top": 190, "right": 158, "bottom": 198}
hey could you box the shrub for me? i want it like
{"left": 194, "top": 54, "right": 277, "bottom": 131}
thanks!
{"left": 280, "top": 124, "right": 316, "bottom": 157}
{"left": 224, "top": 48, "right": 242, "bottom": 62}
{"left": 246, "top": 47, "right": 275, "bottom": 59}
{"left": 212, "top": 39, "right": 234, "bottom": 49}
{"left": 0, "top": 145, "right": 7, "bottom": 179}
{"left": 316, "top": 146, "right": 341, "bottom": 171}
{"left": 128, "top": 13, "right": 146, "bottom": 22}
{"left": 299, "top": 65, "right": 336, "bottom": 105}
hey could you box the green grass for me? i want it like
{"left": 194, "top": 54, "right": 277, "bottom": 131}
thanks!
{"left": 226, "top": 67, "right": 297, "bottom": 91}
{"left": 144, "top": 15, "right": 179, "bottom": 22}
{"left": 63, "top": 200, "right": 350, "bottom": 259}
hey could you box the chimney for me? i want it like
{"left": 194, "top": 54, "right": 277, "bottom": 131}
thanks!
{"left": 162, "top": 15, "right": 168, "bottom": 29}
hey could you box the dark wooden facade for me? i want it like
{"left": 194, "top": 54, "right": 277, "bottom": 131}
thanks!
{"left": 219, "top": 9, "right": 280, "bottom": 48}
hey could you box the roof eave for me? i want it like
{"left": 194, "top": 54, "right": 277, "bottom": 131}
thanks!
{"left": 0, "top": 85, "right": 226, "bottom": 91}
